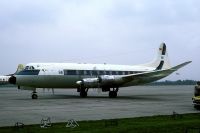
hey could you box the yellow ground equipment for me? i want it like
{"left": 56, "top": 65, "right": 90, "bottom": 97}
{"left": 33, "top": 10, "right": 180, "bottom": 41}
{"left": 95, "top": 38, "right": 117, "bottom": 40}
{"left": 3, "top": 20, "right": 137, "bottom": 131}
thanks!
{"left": 192, "top": 81, "right": 200, "bottom": 108}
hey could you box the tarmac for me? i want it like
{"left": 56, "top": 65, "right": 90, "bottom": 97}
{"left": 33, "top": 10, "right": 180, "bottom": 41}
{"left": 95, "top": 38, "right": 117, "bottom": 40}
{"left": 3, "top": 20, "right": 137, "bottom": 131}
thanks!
{"left": 0, "top": 85, "right": 199, "bottom": 127}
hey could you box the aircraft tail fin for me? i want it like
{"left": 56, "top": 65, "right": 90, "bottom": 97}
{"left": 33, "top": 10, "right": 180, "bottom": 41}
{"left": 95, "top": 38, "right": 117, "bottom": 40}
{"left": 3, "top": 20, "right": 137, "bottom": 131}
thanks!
{"left": 15, "top": 64, "right": 25, "bottom": 74}
{"left": 141, "top": 42, "right": 171, "bottom": 70}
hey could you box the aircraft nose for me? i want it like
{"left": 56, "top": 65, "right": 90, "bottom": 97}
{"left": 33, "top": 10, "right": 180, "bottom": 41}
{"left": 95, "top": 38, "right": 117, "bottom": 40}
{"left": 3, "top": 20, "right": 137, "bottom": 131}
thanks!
{"left": 9, "top": 76, "right": 16, "bottom": 84}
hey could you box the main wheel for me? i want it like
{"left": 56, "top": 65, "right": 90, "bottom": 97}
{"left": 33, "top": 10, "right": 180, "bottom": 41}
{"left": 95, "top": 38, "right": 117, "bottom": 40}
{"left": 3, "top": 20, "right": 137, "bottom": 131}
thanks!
{"left": 113, "top": 91, "right": 117, "bottom": 98}
{"left": 109, "top": 91, "right": 117, "bottom": 98}
{"left": 32, "top": 93, "right": 38, "bottom": 99}
{"left": 80, "top": 88, "right": 87, "bottom": 98}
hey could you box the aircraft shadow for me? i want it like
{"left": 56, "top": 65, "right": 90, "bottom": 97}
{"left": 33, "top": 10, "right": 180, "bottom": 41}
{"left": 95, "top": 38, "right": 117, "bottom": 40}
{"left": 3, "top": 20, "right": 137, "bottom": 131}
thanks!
{"left": 17, "top": 94, "right": 167, "bottom": 102}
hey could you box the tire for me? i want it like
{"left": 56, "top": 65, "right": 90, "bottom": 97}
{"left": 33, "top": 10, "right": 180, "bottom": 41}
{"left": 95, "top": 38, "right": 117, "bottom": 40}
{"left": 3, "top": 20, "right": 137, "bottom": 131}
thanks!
{"left": 80, "top": 91, "right": 87, "bottom": 98}
{"left": 109, "top": 91, "right": 117, "bottom": 98}
{"left": 113, "top": 91, "right": 117, "bottom": 98}
{"left": 194, "top": 104, "right": 200, "bottom": 109}
{"left": 32, "top": 94, "right": 38, "bottom": 99}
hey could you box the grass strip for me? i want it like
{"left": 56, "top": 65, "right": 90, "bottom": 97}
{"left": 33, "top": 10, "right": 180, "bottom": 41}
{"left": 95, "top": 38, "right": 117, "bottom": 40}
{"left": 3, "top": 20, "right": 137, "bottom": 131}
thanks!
{"left": 0, "top": 113, "right": 200, "bottom": 133}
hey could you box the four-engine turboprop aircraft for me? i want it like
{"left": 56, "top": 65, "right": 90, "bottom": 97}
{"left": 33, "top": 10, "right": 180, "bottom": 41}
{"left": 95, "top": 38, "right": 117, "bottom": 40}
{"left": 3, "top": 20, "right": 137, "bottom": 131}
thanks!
{"left": 8, "top": 43, "right": 191, "bottom": 99}
{"left": 0, "top": 64, "right": 24, "bottom": 85}
{"left": 0, "top": 75, "right": 11, "bottom": 85}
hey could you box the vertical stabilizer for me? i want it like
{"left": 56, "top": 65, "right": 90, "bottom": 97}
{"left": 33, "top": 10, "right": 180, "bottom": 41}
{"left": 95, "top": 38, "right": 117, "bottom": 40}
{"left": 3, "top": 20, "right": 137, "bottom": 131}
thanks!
{"left": 15, "top": 64, "right": 25, "bottom": 74}
{"left": 141, "top": 43, "right": 171, "bottom": 70}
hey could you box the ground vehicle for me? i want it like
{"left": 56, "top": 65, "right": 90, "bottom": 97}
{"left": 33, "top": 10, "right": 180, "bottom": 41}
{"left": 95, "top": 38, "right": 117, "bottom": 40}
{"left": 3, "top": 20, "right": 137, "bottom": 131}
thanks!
{"left": 192, "top": 81, "right": 200, "bottom": 108}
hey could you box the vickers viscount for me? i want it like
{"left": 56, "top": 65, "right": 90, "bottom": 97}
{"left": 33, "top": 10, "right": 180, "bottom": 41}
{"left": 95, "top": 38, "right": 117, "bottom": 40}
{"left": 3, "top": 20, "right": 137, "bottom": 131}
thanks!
{"left": 7, "top": 43, "right": 191, "bottom": 99}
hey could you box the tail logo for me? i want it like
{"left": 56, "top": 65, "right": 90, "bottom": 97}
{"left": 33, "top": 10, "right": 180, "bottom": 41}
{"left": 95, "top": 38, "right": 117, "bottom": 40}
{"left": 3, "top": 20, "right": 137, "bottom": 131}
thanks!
{"left": 156, "top": 61, "right": 165, "bottom": 70}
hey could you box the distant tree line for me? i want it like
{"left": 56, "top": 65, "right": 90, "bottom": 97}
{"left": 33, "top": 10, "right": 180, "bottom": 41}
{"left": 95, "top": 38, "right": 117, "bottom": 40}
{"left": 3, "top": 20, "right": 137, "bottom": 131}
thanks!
{"left": 0, "top": 84, "right": 16, "bottom": 87}
{"left": 0, "top": 80, "right": 198, "bottom": 87}
{"left": 148, "top": 80, "right": 198, "bottom": 86}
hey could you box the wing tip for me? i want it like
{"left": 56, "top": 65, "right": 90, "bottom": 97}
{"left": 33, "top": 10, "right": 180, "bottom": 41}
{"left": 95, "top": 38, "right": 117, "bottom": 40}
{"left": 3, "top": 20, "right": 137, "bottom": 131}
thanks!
{"left": 172, "top": 61, "right": 192, "bottom": 70}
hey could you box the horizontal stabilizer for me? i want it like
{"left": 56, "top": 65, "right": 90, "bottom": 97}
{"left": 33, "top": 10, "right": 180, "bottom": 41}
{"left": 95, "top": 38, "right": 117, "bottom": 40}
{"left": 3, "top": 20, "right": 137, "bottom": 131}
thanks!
{"left": 15, "top": 64, "right": 25, "bottom": 74}
{"left": 171, "top": 61, "right": 192, "bottom": 71}
{"left": 121, "top": 61, "right": 192, "bottom": 85}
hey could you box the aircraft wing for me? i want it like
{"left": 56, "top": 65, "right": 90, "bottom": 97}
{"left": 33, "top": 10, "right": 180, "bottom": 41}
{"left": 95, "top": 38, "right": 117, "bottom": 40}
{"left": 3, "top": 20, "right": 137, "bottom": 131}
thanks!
{"left": 76, "top": 61, "right": 191, "bottom": 88}
{"left": 120, "top": 61, "right": 192, "bottom": 85}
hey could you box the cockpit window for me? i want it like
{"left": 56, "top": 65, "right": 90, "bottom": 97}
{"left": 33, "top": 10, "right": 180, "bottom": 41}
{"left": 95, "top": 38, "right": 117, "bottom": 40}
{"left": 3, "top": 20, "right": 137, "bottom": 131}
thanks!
{"left": 25, "top": 66, "right": 29, "bottom": 70}
{"left": 30, "top": 66, "right": 35, "bottom": 70}
{"left": 24, "top": 66, "right": 35, "bottom": 70}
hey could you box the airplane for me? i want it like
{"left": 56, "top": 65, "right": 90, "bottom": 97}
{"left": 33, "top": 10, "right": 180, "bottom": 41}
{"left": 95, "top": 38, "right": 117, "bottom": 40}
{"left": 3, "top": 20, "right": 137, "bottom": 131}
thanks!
{"left": 0, "top": 64, "right": 24, "bottom": 85}
{"left": 8, "top": 43, "right": 191, "bottom": 99}
{"left": 0, "top": 75, "right": 11, "bottom": 85}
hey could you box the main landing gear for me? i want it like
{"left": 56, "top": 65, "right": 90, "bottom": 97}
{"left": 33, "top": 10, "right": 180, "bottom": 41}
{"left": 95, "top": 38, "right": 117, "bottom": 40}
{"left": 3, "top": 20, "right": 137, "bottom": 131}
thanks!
{"left": 78, "top": 87, "right": 119, "bottom": 98}
{"left": 109, "top": 88, "right": 119, "bottom": 98}
{"left": 79, "top": 87, "right": 88, "bottom": 98}
{"left": 32, "top": 91, "right": 38, "bottom": 99}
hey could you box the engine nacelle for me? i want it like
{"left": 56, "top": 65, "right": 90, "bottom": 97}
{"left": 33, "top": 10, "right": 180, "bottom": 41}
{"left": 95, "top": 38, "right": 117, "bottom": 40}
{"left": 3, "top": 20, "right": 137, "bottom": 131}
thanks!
{"left": 99, "top": 75, "right": 123, "bottom": 86}
{"left": 76, "top": 75, "right": 123, "bottom": 88}
{"left": 76, "top": 78, "right": 100, "bottom": 88}
{"left": 99, "top": 75, "right": 115, "bottom": 84}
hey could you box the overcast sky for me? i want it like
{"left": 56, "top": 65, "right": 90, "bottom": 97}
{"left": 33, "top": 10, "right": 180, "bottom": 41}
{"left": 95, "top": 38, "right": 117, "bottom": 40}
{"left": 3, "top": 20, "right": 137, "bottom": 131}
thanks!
{"left": 0, "top": 0, "right": 199, "bottom": 80}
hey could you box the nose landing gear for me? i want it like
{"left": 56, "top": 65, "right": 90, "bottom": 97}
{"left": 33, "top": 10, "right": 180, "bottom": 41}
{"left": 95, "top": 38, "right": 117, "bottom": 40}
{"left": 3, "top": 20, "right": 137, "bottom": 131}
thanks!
{"left": 32, "top": 91, "right": 38, "bottom": 99}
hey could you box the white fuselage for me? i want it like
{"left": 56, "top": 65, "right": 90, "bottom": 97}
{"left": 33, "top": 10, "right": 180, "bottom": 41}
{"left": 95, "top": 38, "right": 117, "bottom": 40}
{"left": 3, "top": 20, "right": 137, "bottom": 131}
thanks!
{"left": 6, "top": 43, "right": 191, "bottom": 98}
{"left": 15, "top": 63, "right": 155, "bottom": 88}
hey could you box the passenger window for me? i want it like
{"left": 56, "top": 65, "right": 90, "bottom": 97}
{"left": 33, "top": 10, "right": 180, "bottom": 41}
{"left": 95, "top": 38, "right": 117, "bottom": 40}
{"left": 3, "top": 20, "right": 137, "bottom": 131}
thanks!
{"left": 86, "top": 70, "right": 91, "bottom": 75}
{"left": 76, "top": 70, "right": 79, "bottom": 75}
{"left": 78, "top": 70, "right": 84, "bottom": 75}
{"left": 130, "top": 71, "right": 134, "bottom": 74}
{"left": 64, "top": 70, "right": 67, "bottom": 75}
{"left": 99, "top": 71, "right": 104, "bottom": 75}
{"left": 112, "top": 71, "right": 116, "bottom": 75}
{"left": 84, "top": 70, "right": 87, "bottom": 75}
{"left": 104, "top": 71, "right": 107, "bottom": 75}
{"left": 96, "top": 71, "right": 99, "bottom": 75}
{"left": 92, "top": 70, "right": 98, "bottom": 75}
{"left": 105, "top": 71, "right": 110, "bottom": 75}
{"left": 67, "top": 70, "right": 77, "bottom": 75}
{"left": 118, "top": 71, "right": 122, "bottom": 75}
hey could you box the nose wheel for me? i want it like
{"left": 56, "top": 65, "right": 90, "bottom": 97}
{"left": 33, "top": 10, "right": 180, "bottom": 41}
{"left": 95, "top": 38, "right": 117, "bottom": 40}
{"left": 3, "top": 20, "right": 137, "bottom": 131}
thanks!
{"left": 32, "top": 92, "right": 38, "bottom": 99}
